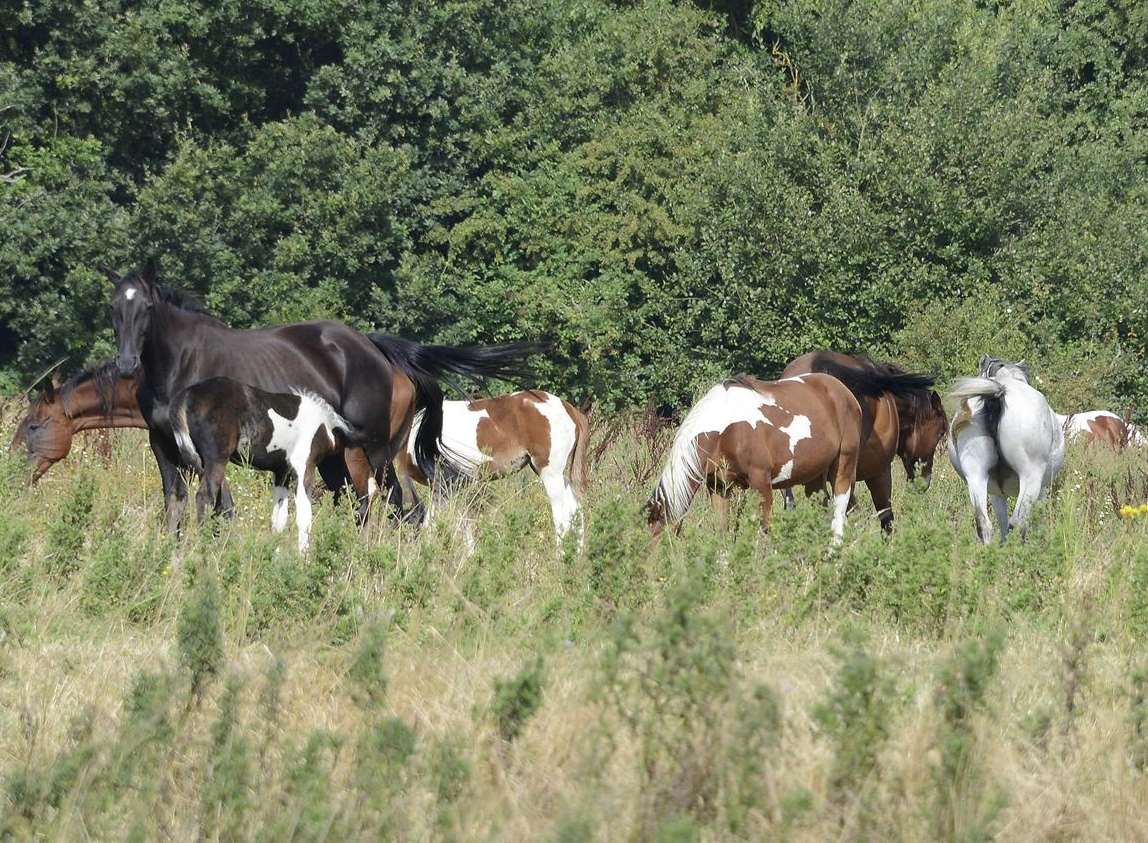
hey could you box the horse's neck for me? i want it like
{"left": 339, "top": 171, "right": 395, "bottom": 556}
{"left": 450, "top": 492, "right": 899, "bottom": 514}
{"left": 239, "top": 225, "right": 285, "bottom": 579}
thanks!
{"left": 144, "top": 304, "right": 221, "bottom": 393}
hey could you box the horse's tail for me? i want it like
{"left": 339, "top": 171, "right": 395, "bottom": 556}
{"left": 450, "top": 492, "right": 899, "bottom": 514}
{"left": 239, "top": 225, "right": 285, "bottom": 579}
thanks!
{"left": 815, "top": 360, "right": 936, "bottom": 400}
{"left": 566, "top": 402, "right": 590, "bottom": 498}
{"left": 367, "top": 334, "right": 538, "bottom": 481}
{"left": 647, "top": 385, "right": 723, "bottom": 525}
{"left": 947, "top": 377, "right": 1007, "bottom": 439}
{"left": 170, "top": 394, "right": 203, "bottom": 471}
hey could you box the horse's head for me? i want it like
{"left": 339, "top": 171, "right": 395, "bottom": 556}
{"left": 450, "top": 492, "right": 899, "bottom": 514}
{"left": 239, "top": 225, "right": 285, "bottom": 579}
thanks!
{"left": 899, "top": 390, "right": 948, "bottom": 490}
{"left": 106, "top": 262, "right": 159, "bottom": 375}
{"left": 978, "top": 355, "right": 1030, "bottom": 384}
{"left": 15, "top": 380, "right": 76, "bottom": 483}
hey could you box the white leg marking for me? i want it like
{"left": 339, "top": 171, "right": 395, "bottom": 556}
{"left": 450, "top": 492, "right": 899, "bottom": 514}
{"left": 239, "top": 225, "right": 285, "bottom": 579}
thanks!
{"left": 830, "top": 491, "right": 850, "bottom": 544}
{"left": 271, "top": 486, "right": 290, "bottom": 533}
{"left": 367, "top": 476, "right": 379, "bottom": 500}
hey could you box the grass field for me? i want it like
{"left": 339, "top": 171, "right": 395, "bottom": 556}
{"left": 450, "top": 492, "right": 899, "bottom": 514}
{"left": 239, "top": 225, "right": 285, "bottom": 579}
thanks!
{"left": 3, "top": 405, "right": 1148, "bottom": 841}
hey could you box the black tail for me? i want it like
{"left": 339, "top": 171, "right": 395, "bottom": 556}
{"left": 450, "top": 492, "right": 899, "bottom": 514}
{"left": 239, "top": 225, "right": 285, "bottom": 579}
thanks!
{"left": 367, "top": 334, "right": 539, "bottom": 480}
{"left": 814, "top": 360, "right": 935, "bottom": 400}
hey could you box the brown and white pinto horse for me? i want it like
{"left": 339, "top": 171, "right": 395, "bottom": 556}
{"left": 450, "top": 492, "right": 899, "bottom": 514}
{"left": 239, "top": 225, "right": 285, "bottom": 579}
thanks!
{"left": 11, "top": 364, "right": 146, "bottom": 482}
{"left": 1056, "top": 410, "right": 1145, "bottom": 449}
{"left": 646, "top": 374, "right": 863, "bottom": 543}
{"left": 394, "top": 391, "right": 590, "bottom": 543}
{"left": 780, "top": 351, "right": 945, "bottom": 532}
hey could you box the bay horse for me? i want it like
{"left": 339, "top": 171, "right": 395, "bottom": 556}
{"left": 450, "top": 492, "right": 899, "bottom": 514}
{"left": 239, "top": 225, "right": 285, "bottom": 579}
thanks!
{"left": 11, "top": 363, "right": 145, "bottom": 482}
{"left": 106, "top": 263, "right": 533, "bottom": 533}
{"left": 780, "top": 352, "right": 944, "bottom": 532}
{"left": 646, "top": 373, "right": 864, "bottom": 543}
{"left": 393, "top": 391, "right": 590, "bottom": 544}
{"left": 171, "top": 377, "right": 353, "bottom": 551}
{"left": 947, "top": 356, "right": 1066, "bottom": 544}
{"left": 1055, "top": 409, "right": 1144, "bottom": 449}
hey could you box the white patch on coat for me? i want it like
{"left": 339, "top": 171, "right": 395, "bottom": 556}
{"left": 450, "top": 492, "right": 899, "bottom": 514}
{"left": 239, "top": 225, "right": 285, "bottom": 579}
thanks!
{"left": 772, "top": 460, "right": 794, "bottom": 484}
{"left": 171, "top": 400, "right": 202, "bottom": 469}
{"left": 529, "top": 392, "right": 581, "bottom": 541}
{"left": 652, "top": 383, "right": 773, "bottom": 523}
{"left": 1061, "top": 410, "right": 1123, "bottom": 440}
{"left": 124, "top": 287, "right": 137, "bottom": 301}
{"left": 407, "top": 402, "right": 492, "bottom": 477}
{"left": 830, "top": 491, "right": 850, "bottom": 544}
{"left": 780, "top": 414, "right": 812, "bottom": 452}
{"left": 265, "top": 390, "right": 350, "bottom": 551}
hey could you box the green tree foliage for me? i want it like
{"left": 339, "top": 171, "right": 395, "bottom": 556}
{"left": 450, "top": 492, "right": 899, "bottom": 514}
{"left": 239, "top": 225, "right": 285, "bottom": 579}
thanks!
{"left": 2, "top": 0, "right": 1145, "bottom": 410}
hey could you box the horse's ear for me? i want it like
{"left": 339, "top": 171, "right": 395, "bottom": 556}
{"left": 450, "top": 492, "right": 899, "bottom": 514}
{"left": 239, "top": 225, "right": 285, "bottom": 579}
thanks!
{"left": 140, "top": 258, "right": 159, "bottom": 286}
{"left": 41, "top": 379, "right": 56, "bottom": 402}
{"left": 99, "top": 266, "right": 119, "bottom": 285}
{"left": 50, "top": 372, "right": 62, "bottom": 389}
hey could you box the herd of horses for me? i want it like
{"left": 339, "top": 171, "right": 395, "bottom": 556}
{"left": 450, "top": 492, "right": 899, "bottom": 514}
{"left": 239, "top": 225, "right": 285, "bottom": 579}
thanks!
{"left": 9, "top": 265, "right": 1145, "bottom": 550}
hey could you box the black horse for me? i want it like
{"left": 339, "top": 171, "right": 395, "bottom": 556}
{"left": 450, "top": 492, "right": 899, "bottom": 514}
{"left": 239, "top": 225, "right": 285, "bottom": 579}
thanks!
{"left": 107, "top": 263, "right": 534, "bottom": 532}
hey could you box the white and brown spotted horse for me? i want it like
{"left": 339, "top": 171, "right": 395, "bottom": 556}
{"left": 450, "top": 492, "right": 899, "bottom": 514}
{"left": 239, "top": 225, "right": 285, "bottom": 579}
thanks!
{"left": 394, "top": 391, "right": 590, "bottom": 544}
{"left": 171, "top": 376, "right": 353, "bottom": 551}
{"left": 646, "top": 374, "right": 864, "bottom": 543}
{"left": 1056, "top": 409, "right": 1145, "bottom": 449}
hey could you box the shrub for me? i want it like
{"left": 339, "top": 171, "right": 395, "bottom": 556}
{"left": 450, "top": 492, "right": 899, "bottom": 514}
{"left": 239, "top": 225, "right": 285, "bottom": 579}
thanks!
{"left": 491, "top": 657, "right": 545, "bottom": 744}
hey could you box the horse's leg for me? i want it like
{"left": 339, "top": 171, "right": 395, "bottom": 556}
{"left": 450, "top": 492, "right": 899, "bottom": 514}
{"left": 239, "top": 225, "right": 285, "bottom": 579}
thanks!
{"left": 748, "top": 471, "right": 773, "bottom": 532}
{"left": 270, "top": 467, "right": 290, "bottom": 535}
{"left": 990, "top": 494, "right": 1010, "bottom": 544}
{"left": 782, "top": 489, "right": 796, "bottom": 511}
{"left": 540, "top": 462, "right": 576, "bottom": 544}
{"left": 828, "top": 459, "right": 858, "bottom": 546}
{"left": 867, "top": 468, "right": 894, "bottom": 534}
{"left": 197, "top": 461, "right": 227, "bottom": 529}
{"left": 706, "top": 477, "right": 731, "bottom": 531}
{"left": 1009, "top": 470, "right": 1044, "bottom": 541}
{"left": 965, "top": 471, "right": 994, "bottom": 544}
{"left": 293, "top": 463, "right": 316, "bottom": 553}
{"left": 149, "top": 430, "right": 188, "bottom": 535}
{"left": 217, "top": 480, "right": 236, "bottom": 519}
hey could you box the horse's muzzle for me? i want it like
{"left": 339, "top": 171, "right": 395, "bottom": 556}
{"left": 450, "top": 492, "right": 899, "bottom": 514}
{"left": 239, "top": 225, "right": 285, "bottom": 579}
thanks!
{"left": 116, "top": 355, "right": 140, "bottom": 375}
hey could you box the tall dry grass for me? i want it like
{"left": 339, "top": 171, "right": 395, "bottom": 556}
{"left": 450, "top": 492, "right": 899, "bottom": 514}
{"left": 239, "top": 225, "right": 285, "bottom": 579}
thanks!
{"left": 2, "top": 402, "right": 1148, "bottom": 840}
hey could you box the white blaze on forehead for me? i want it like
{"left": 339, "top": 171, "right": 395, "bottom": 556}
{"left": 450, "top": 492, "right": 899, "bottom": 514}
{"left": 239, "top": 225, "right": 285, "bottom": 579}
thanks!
{"left": 124, "top": 287, "right": 137, "bottom": 301}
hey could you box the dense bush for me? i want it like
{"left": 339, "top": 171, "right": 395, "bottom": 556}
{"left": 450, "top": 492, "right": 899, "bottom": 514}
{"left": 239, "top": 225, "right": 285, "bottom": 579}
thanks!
{"left": 1, "top": 0, "right": 1145, "bottom": 409}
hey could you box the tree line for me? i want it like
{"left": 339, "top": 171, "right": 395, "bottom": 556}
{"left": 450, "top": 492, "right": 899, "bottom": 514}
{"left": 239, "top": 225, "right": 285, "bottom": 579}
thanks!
{"left": 2, "top": 0, "right": 1145, "bottom": 412}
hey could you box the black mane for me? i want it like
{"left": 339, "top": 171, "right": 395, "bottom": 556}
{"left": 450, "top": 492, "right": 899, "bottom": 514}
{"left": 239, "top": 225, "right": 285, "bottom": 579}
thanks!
{"left": 119, "top": 269, "right": 216, "bottom": 318}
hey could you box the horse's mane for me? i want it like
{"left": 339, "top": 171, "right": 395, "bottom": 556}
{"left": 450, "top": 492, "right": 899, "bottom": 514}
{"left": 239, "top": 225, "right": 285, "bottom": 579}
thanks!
{"left": 60, "top": 362, "right": 122, "bottom": 417}
{"left": 832, "top": 352, "right": 946, "bottom": 431}
{"left": 120, "top": 269, "right": 218, "bottom": 320}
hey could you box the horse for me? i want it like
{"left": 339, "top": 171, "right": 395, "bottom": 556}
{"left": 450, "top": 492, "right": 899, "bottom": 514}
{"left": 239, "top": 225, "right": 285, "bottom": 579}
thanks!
{"left": 106, "top": 263, "right": 534, "bottom": 533}
{"left": 779, "top": 351, "right": 944, "bottom": 532}
{"left": 947, "top": 356, "right": 1066, "bottom": 544}
{"left": 645, "top": 373, "right": 864, "bottom": 543}
{"left": 392, "top": 390, "right": 590, "bottom": 544}
{"left": 11, "top": 363, "right": 147, "bottom": 482}
{"left": 1055, "top": 409, "right": 1144, "bottom": 449}
{"left": 171, "top": 377, "right": 352, "bottom": 551}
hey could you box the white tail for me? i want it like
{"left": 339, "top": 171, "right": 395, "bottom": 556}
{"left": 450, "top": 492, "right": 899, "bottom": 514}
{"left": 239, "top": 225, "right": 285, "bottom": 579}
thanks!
{"left": 948, "top": 376, "right": 1006, "bottom": 403}
{"left": 171, "top": 400, "right": 203, "bottom": 470}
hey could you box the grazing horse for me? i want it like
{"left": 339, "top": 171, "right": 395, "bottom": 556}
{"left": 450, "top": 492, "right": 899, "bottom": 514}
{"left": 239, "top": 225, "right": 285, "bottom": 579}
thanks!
{"left": 11, "top": 364, "right": 145, "bottom": 482}
{"left": 393, "top": 391, "right": 590, "bottom": 544}
{"left": 106, "top": 263, "right": 533, "bottom": 532}
{"left": 171, "top": 377, "right": 352, "bottom": 550}
{"left": 947, "top": 356, "right": 1066, "bottom": 544}
{"left": 646, "top": 373, "right": 863, "bottom": 543}
{"left": 1056, "top": 410, "right": 1144, "bottom": 449}
{"left": 780, "top": 352, "right": 943, "bottom": 532}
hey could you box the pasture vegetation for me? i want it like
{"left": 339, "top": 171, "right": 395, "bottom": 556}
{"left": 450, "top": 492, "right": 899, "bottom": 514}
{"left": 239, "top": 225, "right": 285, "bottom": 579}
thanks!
{"left": 2, "top": 407, "right": 1148, "bottom": 840}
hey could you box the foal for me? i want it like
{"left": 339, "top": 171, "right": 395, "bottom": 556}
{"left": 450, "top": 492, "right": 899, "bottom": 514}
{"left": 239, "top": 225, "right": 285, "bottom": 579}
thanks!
{"left": 393, "top": 391, "right": 590, "bottom": 544}
{"left": 171, "top": 377, "right": 353, "bottom": 551}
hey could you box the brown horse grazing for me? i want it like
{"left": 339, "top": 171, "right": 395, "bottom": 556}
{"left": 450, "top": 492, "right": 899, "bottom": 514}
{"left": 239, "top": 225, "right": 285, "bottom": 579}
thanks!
{"left": 11, "top": 364, "right": 146, "bottom": 482}
{"left": 393, "top": 391, "right": 590, "bottom": 544}
{"left": 646, "top": 374, "right": 864, "bottom": 543}
{"left": 780, "top": 351, "right": 944, "bottom": 532}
